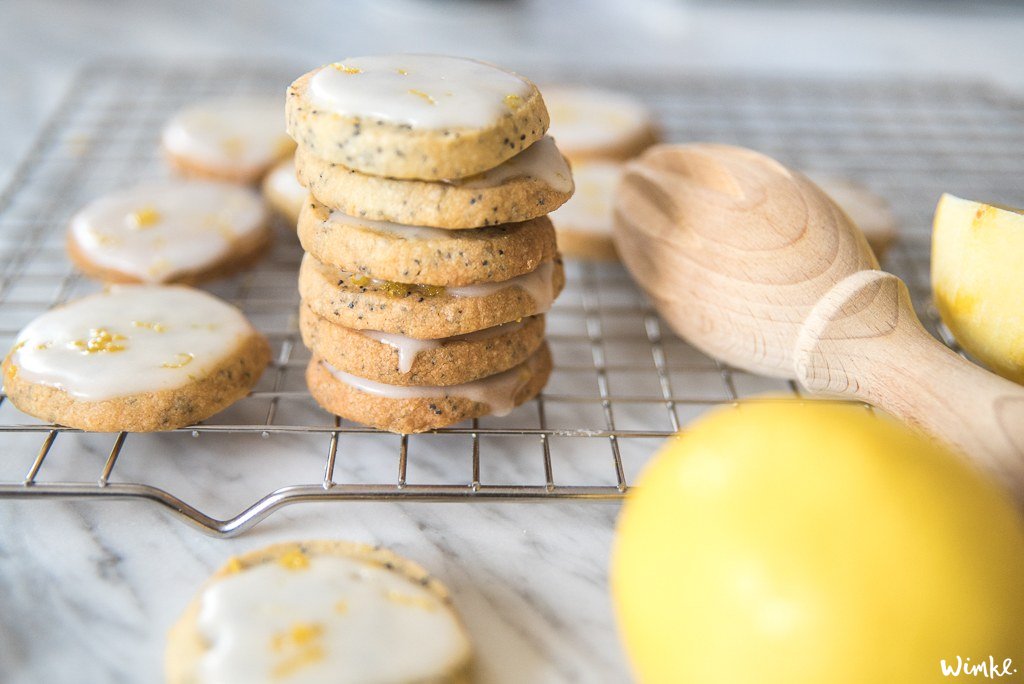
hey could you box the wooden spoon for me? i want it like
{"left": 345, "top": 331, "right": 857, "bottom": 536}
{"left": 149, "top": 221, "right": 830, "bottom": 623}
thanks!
{"left": 613, "top": 143, "right": 1024, "bottom": 499}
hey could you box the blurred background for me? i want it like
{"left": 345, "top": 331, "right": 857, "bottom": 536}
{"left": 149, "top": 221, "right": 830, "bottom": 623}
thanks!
{"left": 3, "top": 0, "right": 1024, "bottom": 187}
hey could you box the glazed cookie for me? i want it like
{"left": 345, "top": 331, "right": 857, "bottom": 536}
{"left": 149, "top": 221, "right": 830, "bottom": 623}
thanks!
{"left": 166, "top": 541, "right": 472, "bottom": 684}
{"left": 307, "top": 342, "right": 552, "bottom": 433}
{"left": 287, "top": 55, "right": 549, "bottom": 180}
{"left": 545, "top": 86, "right": 659, "bottom": 162}
{"left": 550, "top": 160, "right": 623, "bottom": 261}
{"left": 298, "top": 253, "right": 564, "bottom": 338}
{"left": 2, "top": 286, "right": 270, "bottom": 432}
{"left": 67, "top": 181, "right": 271, "bottom": 285}
{"left": 295, "top": 135, "right": 573, "bottom": 228}
{"left": 261, "top": 156, "right": 306, "bottom": 224}
{"left": 162, "top": 96, "right": 295, "bottom": 184}
{"left": 806, "top": 173, "right": 898, "bottom": 258}
{"left": 301, "top": 304, "right": 545, "bottom": 386}
{"left": 297, "top": 198, "right": 557, "bottom": 286}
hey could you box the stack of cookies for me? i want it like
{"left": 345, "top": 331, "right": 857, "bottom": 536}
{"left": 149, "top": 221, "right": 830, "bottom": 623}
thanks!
{"left": 285, "top": 55, "right": 574, "bottom": 433}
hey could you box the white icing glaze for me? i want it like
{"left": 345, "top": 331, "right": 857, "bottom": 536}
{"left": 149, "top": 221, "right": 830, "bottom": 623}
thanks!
{"left": 309, "top": 54, "right": 533, "bottom": 130}
{"left": 69, "top": 181, "right": 268, "bottom": 282}
{"left": 806, "top": 174, "right": 896, "bottom": 241}
{"left": 9, "top": 286, "right": 255, "bottom": 401}
{"left": 449, "top": 260, "right": 556, "bottom": 313}
{"left": 454, "top": 319, "right": 525, "bottom": 342}
{"left": 361, "top": 320, "right": 526, "bottom": 373}
{"left": 544, "top": 86, "right": 653, "bottom": 155}
{"left": 331, "top": 259, "right": 556, "bottom": 314}
{"left": 162, "top": 96, "right": 292, "bottom": 175}
{"left": 326, "top": 210, "right": 453, "bottom": 241}
{"left": 549, "top": 161, "right": 623, "bottom": 235}
{"left": 196, "top": 553, "right": 470, "bottom": 684}
{"left": 324, "top": 352, "right": 536, "bottom": 416}
{"left": 458, "top": 136, "right": 573, "bottom": 193}
{"left": 265, "top": 158, "right": 307, "bottom": 207}
{"left": 360, "top": 331, "right": 440, "bottom": 374}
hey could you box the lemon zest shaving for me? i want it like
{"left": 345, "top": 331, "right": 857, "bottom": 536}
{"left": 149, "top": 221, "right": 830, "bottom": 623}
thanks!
{"left": 408, "top": 89, "right": 436, "bottom": 105}
{"left": 385, "top": 589, "right": 437, "bottom": 611}
{"left": 331, "top": 63, "right": 362, "bottom": 74}
{"left": 278, "top": 547, "right": 310, "bottom": 571}
{"left": 130, "top": 207, "right": 161, "bottom": 229}
{"left": 161, "top": 353, "right": 194, "bottom": 369}
{"left": 71, "top": 329, "right": 127, "bottom": 354}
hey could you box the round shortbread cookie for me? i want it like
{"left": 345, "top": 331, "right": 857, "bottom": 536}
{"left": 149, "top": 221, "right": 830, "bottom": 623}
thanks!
{"left": 162, "top": 96, "right": 295, "bottom": 184}
{"left": 297, "top": 198, "right": 557, "bottom": 287}
{"left": 2, "top": 286, "right": 270, "bottom": 432}
{"left": 166, "top": 541, "right": 472, "bottom": 684}
{"left": 300, "top": 304, "right": 545, "bottom": 386}
{"left": 550, "top": 160, "right": 623, "bottom": 261}
{"left": 261, "top": 156, "right": 306, "bottom": 224}
{"left": 805, "top": 173, "right": 899, "bottom": 257}
{"left": 295, "top": 135, "right": 573, "bottom": 228}
{"left": 67, "top": 181, "right": 272, "bottom": 285}
{"left": 544, "top": 85, "right": 659, "bottom": 162}
{"left": 286, "top": 55, "right": 549, "bottom": 180}
{"left": 298, "top": 252, "right": 565, "bottom": 338}
{"left": 307, "top": 342, "right": 552, "bottom": 433}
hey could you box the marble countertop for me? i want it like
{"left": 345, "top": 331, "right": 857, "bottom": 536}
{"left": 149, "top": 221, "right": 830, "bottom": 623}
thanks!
{"left": 2, "top": 1, "right": 1024, "bottom": 682}
{"left": 1, "top": 497, "right": 624, "bottom": 682}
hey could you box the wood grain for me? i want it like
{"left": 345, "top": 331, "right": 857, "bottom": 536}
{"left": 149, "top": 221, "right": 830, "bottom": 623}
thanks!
{"left": 796, "top": 270, "right": 1024, "bottom": 495}
{"left": 614, "top": 143, "right": 1024, "bottom": 501}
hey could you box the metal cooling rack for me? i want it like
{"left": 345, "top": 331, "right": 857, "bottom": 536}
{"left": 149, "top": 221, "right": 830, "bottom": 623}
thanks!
{"left": 1, "top": 61, "right": 1022, "bottom": 537}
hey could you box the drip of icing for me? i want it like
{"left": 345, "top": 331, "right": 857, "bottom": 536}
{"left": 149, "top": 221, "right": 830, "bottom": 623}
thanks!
{"left": 448, "top": 261, "right": 555, "bottom": 313}
{"left": 326, "top": 210, "right": 453, "bottom": 241}
{"left": 162, "top": 96, "right": 291, "bottom": 174}
{"left": 266, "top": 159, "right": 307, "bottom": 205}
{"left": 328, "top": 260, "right": 556, "bottom": 314}
{"left": 69, "top": 181, "right": 267, "bottom": 282}
{"left": 308, "top": 54, "right": 532, "bottom": 130}
{"left": 8, "top": 286, "right": 254, "bottom": 401}
{"left": 360, "top": 331, "right": 440, "bottom": 374}
{"left": 196, "top": 554, "right": 470, "bottom": 684}
{"left": 458, "top": 136, "right": 573, "bottom": 193}
{"left": 361, "top": 319, "right": 526, "bottom": 374}
{"left": 544, "top": 86, "right": 653, "bottom": 154}
{"left": 549, "top": 161, "right": 623, "bottom": 235}
{"left": 324, "top": 354, "right": 536, "bottom": 416}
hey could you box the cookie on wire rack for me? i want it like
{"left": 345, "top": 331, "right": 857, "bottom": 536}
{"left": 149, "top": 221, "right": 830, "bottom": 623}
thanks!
{"left": 2, "top": 285, "right": 270, "bottom": 432}
{"left": 297, "top": 197, "right": 558, "bottom": 287}
{"left": 543, "top": 85, "right": 659, "bottom": 163}
{"left": 294, "top": 135, "right": 573, "bottom": 228}
{"left": 162, "top": 96, "right": 295, "bottom": 184}
{"left": 549, "top": 160, "right": 623, "bottom": 261}
{"left": 306, "top": 342, "right": 552, "bottom": 434}
{"left": 287, "top": 54, "right": 550, "bottom": 180}
{"left": 300, "top": 304, "right": 546, "bottom": 387}
{"left": 261, "top": 156, "right": 307, "bottom": 225}
{"left": 298, "top": 252, "right": 564, "bottom": 339}
{"left": 67, "top": 180, "right": 272, "bottom": 285}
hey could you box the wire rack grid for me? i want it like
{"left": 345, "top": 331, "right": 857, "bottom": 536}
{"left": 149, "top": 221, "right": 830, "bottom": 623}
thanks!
{"left": 1, "top": 61, "right": 1022, "bottom": 536}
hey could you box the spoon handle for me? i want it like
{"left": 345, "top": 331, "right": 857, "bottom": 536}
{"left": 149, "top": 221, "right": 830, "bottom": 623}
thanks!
{"left": 795, "top": 270, "right": 1024, "bottom": 501}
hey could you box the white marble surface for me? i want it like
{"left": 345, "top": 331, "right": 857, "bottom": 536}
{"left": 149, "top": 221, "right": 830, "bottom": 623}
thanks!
{"left": 2, "top": 1, "right": 1024, "bottom": 683}
{"left": 0, "top": 498, "right": 624, "bottom": 683}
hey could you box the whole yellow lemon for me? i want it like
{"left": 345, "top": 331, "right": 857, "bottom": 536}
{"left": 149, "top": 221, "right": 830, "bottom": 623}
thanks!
{"left": 612, "top": 399, "right": 1024, "bottom": 684}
